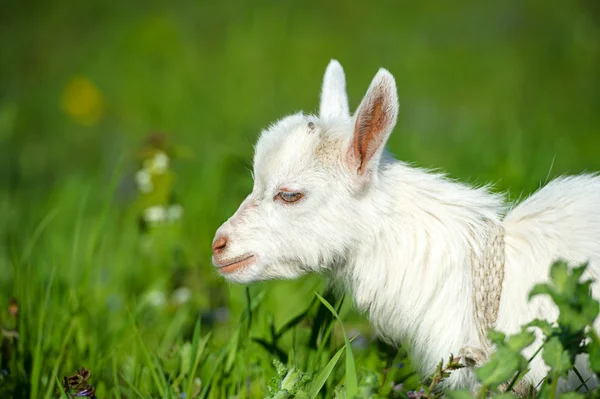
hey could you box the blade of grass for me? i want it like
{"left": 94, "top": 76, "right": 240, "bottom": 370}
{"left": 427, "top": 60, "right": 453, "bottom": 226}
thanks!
{"left": 315, "top": 292, "right": 358, "bottom": 399}
{"left": 112, "top": 355, "right": 123, "bottom": 399}
{"left": 22, "top": 208, "right": 59, "bottom": 263}
{"left": 159, "top": 307, "right": 190, "bottom": 354}
{"left": 54, "top": 377, "right": 69, "bottom": 399}
{"left": 43, "top": 320, "right": 77, "bottom": 399}
{"left": 309, "top": 289, "right": 341, "bottom": 349}
{"left": 307, "top": 344, "right": 346, "bottom": 398}
{"left": 186, "top": 321, "right": 211, "bottom": 399}
{"left": 572, "top": 366, "right": 590, "bottom": 392}
{"left": 121, "top": 372, "right": 154, "bottom": 399}
{"left": 69, "top": 186, "right": 90, "bottom": 276}
{"left": 30, "top": 264, "right": 57, "bottom": 399}
{"left": 310, "top": 295, "right": 345, "bottom": 375}
{"left": 198, "top": 349, "right": 228, "bottom": 399}
{"left": 506, "top": 342, "right": 545, "bottom": 392}
{"left": 252, "top": 337, "right": 288, "bottom": 363}
{"left": 85, "top": 154, "right": 124, "bottom": 264}
{"left": 224, "top": 326, "right": 241, "bottom": 374}
{"left": 275, "top": 295, "right": 318, "bottom": 339}
{"left": 127, "top": 310, "right": 168, "bottom": 397}
{"left": 309, "top": 337, "right": 356, "bottom": 398}
{"left": 574, "top": 376, "right": 592, "bottom": 392}
{"left": 245, "top": 286, "right": 253, "bottom": 330}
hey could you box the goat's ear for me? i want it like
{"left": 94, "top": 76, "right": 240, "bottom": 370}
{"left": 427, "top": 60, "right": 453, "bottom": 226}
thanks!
{"left": 319, "top": 60, "right": 350, "bottom": 121}
{"left": 349, "top": 68, "right": 398, "bottom": 176}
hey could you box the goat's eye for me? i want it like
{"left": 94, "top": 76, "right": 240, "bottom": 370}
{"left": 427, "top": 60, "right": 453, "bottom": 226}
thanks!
{"left": 276, "top": 191, "right": 303, "bottom": 204}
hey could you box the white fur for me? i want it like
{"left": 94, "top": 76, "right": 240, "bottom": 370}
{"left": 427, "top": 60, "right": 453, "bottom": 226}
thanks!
{"left": 212, "top": 60, "right": 600, "bottom": 392}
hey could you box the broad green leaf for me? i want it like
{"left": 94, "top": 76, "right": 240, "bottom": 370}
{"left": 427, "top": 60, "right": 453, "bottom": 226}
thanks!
{"left": 550, "top": 261, "right": 570, "bottom": 292}
{"left": 542, "top": 337, "right": 572, "bottom": 375}
{"left": 582, "top": 297, "right": 600, "bottom": 324}
{"left": 571, "top": 265, "right": 587, "bottom": 283}
{"left": 487, "top": 329, "right": 506, "bottom": 345}
{"left": 507, "top": 330, "right": 536, "bottom": 352}
{"left": 558, "top": 392, "right": 585, "bottom": 399}
{"left": 526, "top": 319, "right": 556, "bottom": 337}
{"left": 444, "top": 389, "right": 474, "bottom": 399}
{"left": 494, "top": 393, "right": 520, "bottom": 399}
{"left": 528, "top": 284, "right": 554, "bottom": 301}
{"left": 475, "top": 349, "right": 522, "bottom": 387}
{"left": 587, "top": 340, "right": 600, "bottom": 374}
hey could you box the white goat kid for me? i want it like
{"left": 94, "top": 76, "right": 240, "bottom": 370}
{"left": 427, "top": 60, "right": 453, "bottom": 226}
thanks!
{"left": 211, "top": 60, "right": 600, "bottom": 393}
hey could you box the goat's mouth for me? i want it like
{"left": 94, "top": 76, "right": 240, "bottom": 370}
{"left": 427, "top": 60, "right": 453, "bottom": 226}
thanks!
{"left": 214, "top": 254, "right": 256, "bottom": 274}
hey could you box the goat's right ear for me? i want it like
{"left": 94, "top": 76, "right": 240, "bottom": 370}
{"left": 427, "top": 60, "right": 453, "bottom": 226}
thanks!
{"left": 349, "top": 68, "right": 398, "bottom": 176}
{"left": 319, "top": 60, "right": 350, "bottom": 121}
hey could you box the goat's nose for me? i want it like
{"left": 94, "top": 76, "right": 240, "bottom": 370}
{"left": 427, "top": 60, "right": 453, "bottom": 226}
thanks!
{"left": 212, "top": 235, "right": 228, "bottom": 255}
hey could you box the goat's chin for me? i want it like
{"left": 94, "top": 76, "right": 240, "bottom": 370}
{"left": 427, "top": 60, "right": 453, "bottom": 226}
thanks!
{"left": 262, "top": 263, "right": 312, "bottom": 281}
{"left": 221, "top": 260, "right": 312, "bottom": 284}
{"left": 219, "top": 262, "right": 268, "bottom": 284}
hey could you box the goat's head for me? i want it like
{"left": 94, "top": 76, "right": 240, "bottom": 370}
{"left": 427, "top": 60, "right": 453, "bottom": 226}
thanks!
{"left": 212, "top": 60, "right": 399, "bottom": 283}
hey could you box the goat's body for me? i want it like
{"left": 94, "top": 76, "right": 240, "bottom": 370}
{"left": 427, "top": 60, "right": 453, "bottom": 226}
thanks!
{"left": 213, "top": 60, "right": 600, "bottom": 394}
{"left": 501, "top": 174, "right": 600, "bottom": 390}
{"left": 336, "top": 161, "right": 600, "bottom": 390}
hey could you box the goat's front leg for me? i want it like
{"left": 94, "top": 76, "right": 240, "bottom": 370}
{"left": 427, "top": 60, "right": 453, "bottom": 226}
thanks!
{"left": 458, "top": 345, "right": 488, "bottom": 368}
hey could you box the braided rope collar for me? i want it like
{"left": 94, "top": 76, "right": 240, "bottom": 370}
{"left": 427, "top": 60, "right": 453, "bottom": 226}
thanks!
{"left": 467, "top": 224, "right": 535, "bottom": 396}
{"left": 472, "top": 221, "right": 506, "bottom": 351}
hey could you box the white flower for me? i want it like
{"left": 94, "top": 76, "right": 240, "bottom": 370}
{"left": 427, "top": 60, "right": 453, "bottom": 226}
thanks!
{"left": 151, "top": 151, "right": 169, "bottom": 174}
{"left": 145, "top": 290, "right": 166, "bottom": 307}
{"left": 135, "top": 169, "right": 153, "bottom": 193}
{"left": 144, "top": 205, "right": 167, "bottom": 223}
{"left": 167, "top": 204, "right": 184, "bottom": 222}
{"left": 172, "top": 287, "right": 192, "bottom": 305}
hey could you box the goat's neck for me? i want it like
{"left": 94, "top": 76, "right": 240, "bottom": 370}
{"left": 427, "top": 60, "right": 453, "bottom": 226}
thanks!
{"left": 340, "top": 162, "right": 505, "bottom": 375}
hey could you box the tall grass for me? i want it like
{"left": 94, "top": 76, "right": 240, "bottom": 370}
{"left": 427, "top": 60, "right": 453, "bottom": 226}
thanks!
{"left": 1, "top": 1, "right": 600, "bottom": 398}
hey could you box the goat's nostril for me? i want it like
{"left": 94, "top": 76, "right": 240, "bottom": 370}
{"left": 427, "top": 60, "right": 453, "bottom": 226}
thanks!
{"left": 212, "top": 236, "right": 228, "bottom": 254}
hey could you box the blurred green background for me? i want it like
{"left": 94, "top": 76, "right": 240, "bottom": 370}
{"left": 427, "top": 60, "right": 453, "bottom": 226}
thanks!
{"left": 1, "top": 0, "right": 600, "bottom": 398}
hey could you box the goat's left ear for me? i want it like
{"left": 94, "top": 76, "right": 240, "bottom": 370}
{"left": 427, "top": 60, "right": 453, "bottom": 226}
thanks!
{"left": 319, "top": 60, "right": 350, "bottom": 121}
{"left": 350, "top": 68, "right": 399, "bottom": 176}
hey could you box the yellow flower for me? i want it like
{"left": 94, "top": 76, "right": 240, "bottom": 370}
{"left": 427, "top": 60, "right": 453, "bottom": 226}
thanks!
{"left": 61, "top": 76, "right": 104, "bottom": 126}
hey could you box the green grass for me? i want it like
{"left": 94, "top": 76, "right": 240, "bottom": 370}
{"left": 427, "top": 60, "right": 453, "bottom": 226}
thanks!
{"left": 1, "top": 1, "right": 600, "bottom": 398}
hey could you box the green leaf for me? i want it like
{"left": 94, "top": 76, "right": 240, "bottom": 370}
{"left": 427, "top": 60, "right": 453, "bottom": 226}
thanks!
{"left": 494, "top": 393, "right": 520, "bottom": 399}
{"left": 587, "top": 340, "right": 600, "bottom": 375}
{"left": 528, "top": 283, "right": 554, "bottom": 302}
{"left": 582, "top": 297, "right": 600, "bottom": 325}
{"left": 475, "top": 348, "right": 522, "bottom": 387}
{"left": 527, "top": 261, "right": 600, "bottom": 335}
{"left": 570, "top": 265, "right": 587, "bottom": 283}
{"left": 542, "top": 337, "right": 572, "bottom": 375}
{"left": 557, "top": 392, "right": 585, "bottom": 399}
{"left": 526, "top": 319, "right": 556, "bottom": 337}
{"left": 549, "top": 261, "right": 570, "bottom": 292}
{"left": 487, "top": 329, "right": 506, "bottom": 345}
{"left": 279, "top": 367, "right": 311, "bottom": 393}
{"left": 474, "top": 328, "right": 533, "bottom": 390}
{"left": 507, "top": 330, "right": 536, "bottom": 352}
{"left": 444, "top": 389, "right": 474, "bottom": 399}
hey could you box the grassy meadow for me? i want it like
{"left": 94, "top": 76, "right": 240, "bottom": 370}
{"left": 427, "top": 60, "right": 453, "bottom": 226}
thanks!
{"left": 1, "top": 1, "right": 600, "bottom": 398}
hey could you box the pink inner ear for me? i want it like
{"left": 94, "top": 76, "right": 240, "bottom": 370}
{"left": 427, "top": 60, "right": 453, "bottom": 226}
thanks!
{"left": 353, "top": 94, "right": 388, "bottom": 174}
